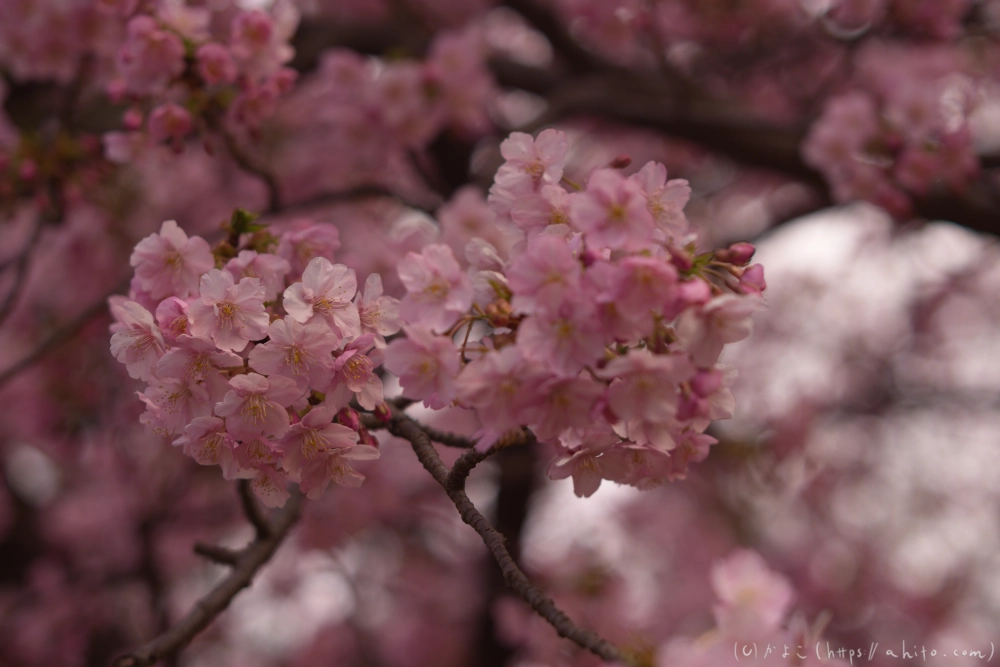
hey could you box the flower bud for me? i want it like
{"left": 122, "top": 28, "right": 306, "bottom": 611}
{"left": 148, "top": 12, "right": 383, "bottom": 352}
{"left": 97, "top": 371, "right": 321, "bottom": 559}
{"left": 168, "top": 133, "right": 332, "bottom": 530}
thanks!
{"left": 715, "top": 242, "right": 755, "bottom": 266}
{"left": 336, "top": 406, "right": 360, "bottom": 431}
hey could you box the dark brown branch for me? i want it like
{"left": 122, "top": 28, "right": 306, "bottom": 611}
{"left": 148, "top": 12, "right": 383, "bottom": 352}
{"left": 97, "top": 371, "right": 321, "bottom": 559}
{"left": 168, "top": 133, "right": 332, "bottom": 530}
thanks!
{"left": 377, "top": 409, "right": 627, "bottom": 664}
{"left": 238, "top": 479, "right": 274, "bottom": 538}
{"left": 192, "top": 543, "right": 242, "bottom": 566}
{"left": 360, "top": 409, "right": 477, "bottom": 449}
{"left": 219, "top": 129, "right": 281, "bottom": 214}
{"left": 112, "top": 489, "right": 303, "bottom": 667}
{"left": 0, "top": 216, "right": 44, "bottom": 328}
{"left": 0, "top": 282, "right": 123, "bottom": 390}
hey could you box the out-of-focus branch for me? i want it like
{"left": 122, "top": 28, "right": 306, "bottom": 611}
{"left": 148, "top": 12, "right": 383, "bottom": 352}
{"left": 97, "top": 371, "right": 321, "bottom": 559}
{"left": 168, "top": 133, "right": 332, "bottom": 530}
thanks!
{"left": 112, "top": 487, "right": 303, "bottom": 667}
{"left": 218, "top": 129, "right": 282, "bottom": 214}
{"left": 0, "top": 281, "right": 124, "bottom": 390}
{"left": 0, "top": 216, "right": 44, "bottom": 328}
{"left": 371, "top": 407, "right": 627, "bottom": 665}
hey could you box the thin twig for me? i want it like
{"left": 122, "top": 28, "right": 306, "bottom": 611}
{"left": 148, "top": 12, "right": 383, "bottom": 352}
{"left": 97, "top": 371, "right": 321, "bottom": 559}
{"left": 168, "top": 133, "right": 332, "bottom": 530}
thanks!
{"left": 378, "top": 408, "right": 627, "bottom": 664}
{"left": 360, "top": 410, "right": 477, "bottom": 449}
{"left": 193, "top": 543, "right": 242, "bottom": 566}
{"left": 112, "top": 489, "right": 303, "bottom": 667}
{"left": 219, "top": 128, "right": 281, "bottom": 214}
{"left": 0, "top": 216, "right": 45, "bottom": 328}
{"left": 0, "top": 283, "right": 123, "bottom": 390}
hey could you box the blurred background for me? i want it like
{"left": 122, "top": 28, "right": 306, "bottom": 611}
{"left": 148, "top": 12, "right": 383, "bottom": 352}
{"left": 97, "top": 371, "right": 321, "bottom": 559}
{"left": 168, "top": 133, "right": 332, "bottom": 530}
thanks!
{"left": 2, "top": 0, "right": 1000, "bottom": 665}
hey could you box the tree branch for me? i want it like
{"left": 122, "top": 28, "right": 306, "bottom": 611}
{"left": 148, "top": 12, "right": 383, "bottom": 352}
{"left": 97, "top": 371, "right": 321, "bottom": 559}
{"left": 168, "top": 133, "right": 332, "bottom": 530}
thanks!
{"left": 0, "top": 215, "right": 45, "bottom": 329}
{"left": 0, "top": 282, "right": 122, "bottom": 390}
{"left": 112, "top": 488, "right": 303, "bottom": 667}
{"left": 374, "top": 409, "right": 627, "bottom": 664}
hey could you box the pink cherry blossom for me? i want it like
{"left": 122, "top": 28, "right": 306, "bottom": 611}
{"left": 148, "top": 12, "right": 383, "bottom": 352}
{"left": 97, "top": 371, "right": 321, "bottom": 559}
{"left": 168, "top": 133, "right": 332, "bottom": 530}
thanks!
{"left": 282, "top": 257, "right": 360, "bottom": 340}
{"left": 117, "top": 15, "right": 185, "bottom": 95}
{"left": 249, "top": 465, "right": 291, "bottom": 508}
{"left": 130, "top": 220, "right": 214, "bottom": 300}
{"left": 196, "top": 43, "right": 238, "bottom": 85}
{"left": 328, "top": 334, "right": 384, "bottom": 410}
{"left": 710, "top": 549, "right": 794, "bottom": 638}
{"left": 675, "top": 294, "right": 762, "bottom": 367}
{"left": 354, "top": 273, "right": 401, "bottom": 347}
{"left": 172, "top": 416, "right": 238, "bottom": 477}
{"left": 529, "top": 375, "right": 606, "bottom": 441}
{"left": 147, "top": 103, "right": 192, "bottom": 149}
{"left": 214, "top": 373, "right": 301, "bottom": 441}
{"left": 189, "top": 270, "right": 270, "bottom": 353}
{"left": 138, "top": 376, "right": 213, "bottom": 438}
{"left": 298, "top": 442, "right": 380, "bottom": 499}
{"left": 384, "top": 326, "right": 461, "bottom": 409}
{"left": 398, "top": 244, "right": 473, "bottom": 332}
{"left": 109, "top": 300, "right": 166, "bottom": 381}
{"left": 454, "top": 346, "right": 548, "bottom": 435}
{"left": 570, "top": 168, "right": 655, "bottom": 251}
{"left": 277, "top": 220, "right": 342, "bottom": 276}
{"left": 281, "top": 407, "right": 361, "bottom": 478}
{"left": 516, "top": 298, "right": 606, "bottom": 375}
{"left": 506, "top": 234, "right": 582, "bottom": 314}
{"left": 510, "top": 184, "right": 572, "bottom": 234}
{"left": 154, "top": 297, "right": 190, "bottom": 343}
{"left": 597, "top": 350, "right": 695, "bottom": 425}
{"left": 489, "top": 129, "right": 568, "bottom": 213}
{"left": 546, "top": 426, "right": 619, "bottom": 497}
{"left": 156, "top": 334, "right": 243, "bottom": 403}
{"left": 225, "top": 250, "right": 292, "bottom": 301}
{"left": 630, "top": 161, "right": 691, "bottom": 240}
{"left": 248, "top": 317, "right": 339, "bottom": 391}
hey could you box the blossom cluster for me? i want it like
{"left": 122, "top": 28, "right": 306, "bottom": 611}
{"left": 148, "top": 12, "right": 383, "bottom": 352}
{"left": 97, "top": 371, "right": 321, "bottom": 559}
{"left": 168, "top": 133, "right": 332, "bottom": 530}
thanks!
{"left": 110, "top": 216, "right": 399, "bottom": 507}
{"left": 802, "top": 43, "right": 981, "bottom": 219}
{"left": 104, "top": 0, "right": 300, "bottom": 161}
{"left": 385, "top": 128, "right": 766, "bottom": 497}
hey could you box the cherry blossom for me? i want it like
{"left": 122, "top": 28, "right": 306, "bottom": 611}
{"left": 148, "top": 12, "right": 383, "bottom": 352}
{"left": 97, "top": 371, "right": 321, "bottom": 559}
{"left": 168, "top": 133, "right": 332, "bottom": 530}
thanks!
{"left": 384, "top": 326, "right": 461, "bottom": 409}
{"left": 398, "top": 244, "right": 473, "bottom": 332}
{"left": 109, "top": 300, "right": 166, "bottom": 381}
{"left": 282, "top": 257, "right": 360, "bottom": 340}
{"left": 189, "top": 270, "right": 270, "bottom": 353}
{"left": 214, "top": 373, "right": 301, "bottom": 441}
{"left": 248, "top": 317, "right": 339, "bottom": 391}
{"left": 130, "top": 220, "right": 214, "bottom": 301}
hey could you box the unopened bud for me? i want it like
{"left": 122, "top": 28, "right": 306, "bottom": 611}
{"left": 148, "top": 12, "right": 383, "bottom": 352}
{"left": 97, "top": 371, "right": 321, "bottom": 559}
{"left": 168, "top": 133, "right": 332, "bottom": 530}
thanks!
{"left": 336, "top": 406, "right": 360, "bottom": 431}
{"left": 579, "top": 248, "right": 601, "bottom": 267}
{"left": 608, "top": 154, "right": 632, "bottom": 169}
{"left": 690, "top": 369, "right": 723, "bottom": 397}
{"left": 737, "top": 264, "right": 766, "bottom": 295}
{"left": 374, "top": 401, "right": 392, "bottom": 424}
{"left": 123, "top": 107, "right": 144, "bottom": 131}
{"left": 358, "top": 425, "right": 379, "bottom": 448}
{"left": 715, "top": 242, "right": 755, "bottom": 266}
{"left": 667, "top": 245, "right": 693, "bottom": 271}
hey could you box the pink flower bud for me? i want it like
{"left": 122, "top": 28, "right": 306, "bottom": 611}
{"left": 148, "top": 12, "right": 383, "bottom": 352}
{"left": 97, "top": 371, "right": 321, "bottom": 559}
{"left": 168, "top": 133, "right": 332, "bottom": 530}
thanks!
{"left": 715, "top": 242, "right": 755, "bottom": 266}
{"left": 358, "top": 425, "right": 379, "bottom": 448}
{"left": 691, "top": 369, "right": 724, "bottom": 397}
{"left": 668, "top": 244, "right": 693, "bottom": 271}
{"left": 123, "top": 107, "right": 144, "bottom": 131}
{"left": 336, "top": 407, "right": 360, "bottom": 431}
{"left": 148, "top": 103, "right": 193, "bottom": 148}
{"left": 608, "top": 154, "right": 632, "bottom": 169}
{"left": 738, "top": 264, "right": 766, "bottom": 296}
{"left": 374, "top": 402, "right": 392, "bottom": 424}
{"left": 196, "top": 43, "right": 238, "bottom": 86}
